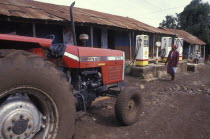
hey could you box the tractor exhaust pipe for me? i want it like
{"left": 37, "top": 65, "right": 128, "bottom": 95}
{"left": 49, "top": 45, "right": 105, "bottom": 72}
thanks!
{"left": 70, "top": 1, "right": 77, "bottom": 46}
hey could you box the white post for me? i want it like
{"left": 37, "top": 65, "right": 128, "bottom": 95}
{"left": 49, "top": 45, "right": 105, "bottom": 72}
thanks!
{"left": 156, "top": 46, "right": 158, "bottom": 64}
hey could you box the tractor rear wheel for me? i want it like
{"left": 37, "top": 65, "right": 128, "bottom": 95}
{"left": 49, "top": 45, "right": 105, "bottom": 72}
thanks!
{"left": 115, "top": 88, "right": 142, "bottom": 126}
{"left": 0, "top": 50, "right": 75, "bottom": 139}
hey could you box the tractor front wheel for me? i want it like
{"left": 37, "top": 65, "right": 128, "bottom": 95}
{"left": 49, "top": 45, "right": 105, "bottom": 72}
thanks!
{"left": 115, "top": 88, "right": 142, "bottom": 126}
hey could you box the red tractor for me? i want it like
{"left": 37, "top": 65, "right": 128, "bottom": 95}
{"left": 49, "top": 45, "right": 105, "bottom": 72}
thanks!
{"left": 0, "top": 2, "right": 142, "bottom": 139}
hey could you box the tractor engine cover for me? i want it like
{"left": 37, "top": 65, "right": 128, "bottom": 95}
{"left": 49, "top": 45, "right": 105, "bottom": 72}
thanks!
{"left": 62, "top": 45, "right": 125, "bottom": 85}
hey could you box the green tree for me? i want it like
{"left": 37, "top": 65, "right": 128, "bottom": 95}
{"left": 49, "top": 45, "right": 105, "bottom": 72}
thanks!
{"left": 179, "top": 0, "right": 210, "bottom": 44}
{"left": 161, "top": 14, "right": 180, "bottom": 29}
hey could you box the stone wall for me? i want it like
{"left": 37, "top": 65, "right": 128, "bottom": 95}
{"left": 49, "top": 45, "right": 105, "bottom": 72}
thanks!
{"left": 130, "top": 61, "right": 188, "bottom": 80}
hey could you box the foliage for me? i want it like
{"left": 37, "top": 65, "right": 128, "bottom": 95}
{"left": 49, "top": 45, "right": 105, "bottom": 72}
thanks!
{"left": 179, "top": 0, "right": 210, "bottom": 43}
{"left": 161, "top": 0, "right": 210, "bottom": 54}
{"left": 161, "top": 14, "right": 180, "bottom": 29}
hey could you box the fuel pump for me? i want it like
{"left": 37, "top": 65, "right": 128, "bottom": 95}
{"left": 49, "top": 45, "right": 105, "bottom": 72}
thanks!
{"left": 135, "top": 35, "right": 149, "bottom": 67}
{"left": 160, "top": 37, "right": 172, "bottom": 62}
{"left": 174, "top": 38, "right": 183, "bottom": 60}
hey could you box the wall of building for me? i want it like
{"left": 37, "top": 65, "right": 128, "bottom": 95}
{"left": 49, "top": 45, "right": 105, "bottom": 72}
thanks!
{"left": 36, "top": 24, "right": 63, "bottom": 44}
{"left": 75, "top": 25, "right": 91, "bottom": 47}
{"left": 0, "top": 21, "right": 64, "bottom": 44}
{"left": 63, "top": 26, "right": 73, "bottom": 45}
{"left": 74, "top": 26, "right": 107, "bottom": 48}
{"left": 114, "top": 31, "right": 130, "bottom": 59}
{"left": 0, "top": 20, "right": 179, "bottom": 61}
{"left": 93, "top": 28, "right": 101, "bottom": 48}
{"left": 0, "top": 21, "right": 33, "bottom": 36}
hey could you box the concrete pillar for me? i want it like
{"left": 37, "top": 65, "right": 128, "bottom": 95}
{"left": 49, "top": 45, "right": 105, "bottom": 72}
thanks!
{"left": 101, "top": 28, "right": 108, "bottom": 49}
{"left": 132, "top": 32, "right": 135, "bottom": 58}
{"left": 90, "top": 26, "right": 94, "bottom": 48}
{"left": 199, "top": 45, "right": 202, "bottom": 56}
{"left": 152, "top": 34, "right": 156, "bottom": 59}
{"left": 188, "top": 45, "right": 191, "bottom": 59}
{"left": 129, "top": 32, "right": 132, "bottom": 60}
{"left": 204, "top": 45, "right": 206, "bottom": 60}
{"left": 32, "top": 24, "right": 36, "bottom": 37}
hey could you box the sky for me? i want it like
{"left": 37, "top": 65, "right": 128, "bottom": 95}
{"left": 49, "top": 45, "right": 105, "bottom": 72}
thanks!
{"left": 35, "top": 0, "right": 210, "bottom": 27}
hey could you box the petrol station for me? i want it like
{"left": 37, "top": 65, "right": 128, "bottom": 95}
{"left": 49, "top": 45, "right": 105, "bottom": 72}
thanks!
{"left": 130, "top": 34, "right": 189, "bottom": 80}
{"left": 134, "top": 35, "right": 183, "bottom": 66}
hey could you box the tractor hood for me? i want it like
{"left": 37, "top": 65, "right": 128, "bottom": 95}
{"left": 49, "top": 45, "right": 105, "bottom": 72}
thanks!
{"left": 62, "top": 45, "right": 125, "bottom": 84}
{"left": 0, "top": 34, "right": 52, "bottom": 48}
{"left": 63, "top": 45, "right": 124, "bottom": 68}
{"left": 78, "top": 47, "right": 124, "bottom": 61}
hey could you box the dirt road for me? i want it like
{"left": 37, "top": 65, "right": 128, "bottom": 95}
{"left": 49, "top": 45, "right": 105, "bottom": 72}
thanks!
{"left": 75, "top": 64, "right": 210, "bottom": 139}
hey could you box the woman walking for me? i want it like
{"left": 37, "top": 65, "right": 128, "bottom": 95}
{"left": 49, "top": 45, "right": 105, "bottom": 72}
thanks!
{"left": 165, "top": 45, "right": 179, "bottom": 81}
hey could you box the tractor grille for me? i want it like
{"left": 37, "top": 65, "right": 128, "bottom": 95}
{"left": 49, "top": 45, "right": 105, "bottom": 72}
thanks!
{"left": 108, "top": 65, "right": 122, "bottom": 81}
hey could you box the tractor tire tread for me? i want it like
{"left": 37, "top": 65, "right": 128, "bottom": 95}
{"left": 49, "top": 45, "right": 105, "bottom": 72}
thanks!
{"left": 0, "top": 49, "right": 76, "bottom": 139}
{"left": 115, "top": 88, "right": 142, "bottom": 126}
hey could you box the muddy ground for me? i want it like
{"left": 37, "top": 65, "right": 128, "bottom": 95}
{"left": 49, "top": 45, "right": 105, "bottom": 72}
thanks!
{"left": 75, "top": 64, "right": 210, "bottom": 139}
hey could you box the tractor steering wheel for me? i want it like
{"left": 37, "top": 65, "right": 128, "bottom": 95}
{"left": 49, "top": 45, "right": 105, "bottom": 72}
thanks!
{"left": 45, "top": 34, "right": 55, "bottom": 42}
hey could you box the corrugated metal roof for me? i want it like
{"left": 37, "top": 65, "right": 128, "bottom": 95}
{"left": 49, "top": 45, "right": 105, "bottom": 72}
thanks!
{"left": 0, "top": 0, "right": 174, "bottom": 35}
{"left": 159, "top": 27, "right": 206, "bottom": 45}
